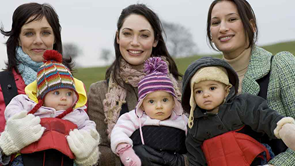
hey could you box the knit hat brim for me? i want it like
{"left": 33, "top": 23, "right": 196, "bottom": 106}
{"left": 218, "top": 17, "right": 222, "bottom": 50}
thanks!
{"left": 25, "top": 78, "right": 87, "bottom": 109}
{"left": 135, "top": 92, "right": 183, "bottom": 118}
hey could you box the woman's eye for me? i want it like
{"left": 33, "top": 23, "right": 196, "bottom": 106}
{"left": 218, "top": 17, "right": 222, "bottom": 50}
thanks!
{"left": 141, "top": 34, "right": 149, "bottom": 38}
{"left": 163, "top": 98, "right": 168, "bottom": 102}
{"left": 24, "top": 32, "right": 34, "bottom": 36}
{"left": 122, "top": 32, "right": 131, "bottom": 36}
{"left": 211, "top": 21, "right": 220, "bottom": 26}
{"left": 42, "top": 31, "right": 51, "bottom": 36}
{"left": 229, "top": 18, "right": 237, "bottom": 22}
{"left": 53, "top": 91, "right": 60, "bottom": 95}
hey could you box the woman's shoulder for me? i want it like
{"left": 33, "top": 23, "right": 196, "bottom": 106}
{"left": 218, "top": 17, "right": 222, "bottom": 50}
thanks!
{"left": 253, "top": 46, "right": 295, "bottom": 62}
{"left": 252, "top": 46, "right": 295, "bottom": 71}
{"left": 89, "top": 80, "right": 108, "bottom": 92}
{"left": 252, "top": 46, "right": 272, "bottom": 56}
{"left": 273, "top": 51, "right": 295, "bottom": 63}
{"left": 270, "top": 51, "right": 295, "bottom": 76}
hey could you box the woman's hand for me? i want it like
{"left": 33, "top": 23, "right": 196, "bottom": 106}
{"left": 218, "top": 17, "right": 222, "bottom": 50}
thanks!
{"left": 133, "top": 145, "right": 164, "bottom": 166}
{"left": 133, "top": 145, "right": 185, "bottom": 166}
{"left": 161, "top": 151, "right": 185, "bottom": 166}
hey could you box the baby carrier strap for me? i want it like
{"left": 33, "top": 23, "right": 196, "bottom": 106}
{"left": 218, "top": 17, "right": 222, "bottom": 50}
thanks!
{"left": 0, "top": 70, "right": 18, "bottom": 106}
{"left": 257, "top": 55, "right": 273, "bottom": 100}
{"left": 22, "top": 149, "right": 73, "bottom": 166}
{"left": 256, "top": 56, "right": 287, "bottom": 155}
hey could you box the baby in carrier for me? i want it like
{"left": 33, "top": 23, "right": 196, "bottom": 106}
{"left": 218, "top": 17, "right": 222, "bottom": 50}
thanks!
{"left": 1, "top": 50, "right": 100, "bottom": 166}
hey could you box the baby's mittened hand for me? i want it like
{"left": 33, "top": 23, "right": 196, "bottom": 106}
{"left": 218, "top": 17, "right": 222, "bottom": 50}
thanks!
{"left": 274, "top": 117, "right": 295, "bottom": 151}
{"left": 0, "top": 111, "right": 45, "bottom": 155}
{"left": 279, "top": 123, "right": 295, "bottom": 151}
{"left": 67, "top": 129, "right": 101, "bottom": 166}
{"left": 116, "top": 144, "right": 141, "bottom": 166}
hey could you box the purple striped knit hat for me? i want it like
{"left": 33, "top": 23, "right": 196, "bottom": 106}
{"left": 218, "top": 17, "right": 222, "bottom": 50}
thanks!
{"left": 135, "top": 57, "right": 182, "bottom": 117}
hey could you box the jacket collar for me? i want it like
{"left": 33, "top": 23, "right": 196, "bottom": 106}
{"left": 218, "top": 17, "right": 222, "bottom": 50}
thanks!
{"left": 242, "top": 46, "right": 272, "bottom": 95}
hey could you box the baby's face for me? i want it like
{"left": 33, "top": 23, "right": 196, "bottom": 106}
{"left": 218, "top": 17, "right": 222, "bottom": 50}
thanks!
{"left": 141, "top": 90, "right": 175, "bottom": 121}
{"left": 193, "top": 80, "right": 229, "bottom": 113}
{"left": 44, "top": 88, "right": 74, "bottom": 111}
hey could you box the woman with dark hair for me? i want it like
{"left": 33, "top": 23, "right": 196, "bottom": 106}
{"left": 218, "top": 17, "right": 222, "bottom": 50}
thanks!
{"left": 206, "top": 0, "right": 295, "bottom": 165}
{"left": 87, "top": 3, "right": 185, "bottom": 166}
{"left": 0, "top": 2, "right": 73, "bottom": 165}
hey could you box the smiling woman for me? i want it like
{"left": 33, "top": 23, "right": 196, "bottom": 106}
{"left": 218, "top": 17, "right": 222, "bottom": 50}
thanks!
{"left": 206, "top": 0, "right": 295, "bottom": 165}
{"left": 117, "top": 14, "right": 158, "bottom": 67}
{"left": 19, "top": 16, "right": 55, "bottom": 62}
{"left": 86, "top": 3, "right": 184, "bottom": 166}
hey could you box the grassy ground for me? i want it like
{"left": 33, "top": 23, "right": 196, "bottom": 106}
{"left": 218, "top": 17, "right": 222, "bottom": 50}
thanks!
{"left": 72, "top": 66, "right": 109, "bottom": 91}
{"left": 74, "top": 41, "right": 295, "bottom": 91}
{"left": 261, "top": 41, "right": 295, "bottom": 55}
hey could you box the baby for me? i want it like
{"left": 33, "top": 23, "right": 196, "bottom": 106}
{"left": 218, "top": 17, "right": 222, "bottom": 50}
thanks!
{"left": 111, "top": 57, "right": 187, "bottom": 166}
{"left": 181, "top": 57, "right": 295, "bottom": 166}
{"left": 0, "top": 50, "right": 100, "bottom": 166}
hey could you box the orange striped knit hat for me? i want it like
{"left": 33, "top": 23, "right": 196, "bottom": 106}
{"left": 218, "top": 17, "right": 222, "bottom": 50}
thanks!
{"left": 36, "top": 50, "right": 75, "bottom": 99}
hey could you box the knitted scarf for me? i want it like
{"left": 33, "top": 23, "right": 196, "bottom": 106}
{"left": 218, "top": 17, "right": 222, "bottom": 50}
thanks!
{"left": 103, "top": 57, "right": 181, "bottom": 139}
{"left": 16, "top": 47, "right": 43, "bottom": 85}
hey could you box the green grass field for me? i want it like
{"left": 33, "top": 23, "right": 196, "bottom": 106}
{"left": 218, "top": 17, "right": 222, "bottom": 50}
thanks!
{"left": 74, "top": 41, "right": 295, "bottom": 91}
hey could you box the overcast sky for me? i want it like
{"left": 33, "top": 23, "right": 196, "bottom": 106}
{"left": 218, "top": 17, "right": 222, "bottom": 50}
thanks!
{"left": 1, "top": 0, "right": 295, "bottom": 69}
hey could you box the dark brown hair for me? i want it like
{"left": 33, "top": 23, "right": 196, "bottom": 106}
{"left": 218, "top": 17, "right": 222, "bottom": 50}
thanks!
{"left": 0, "top": 2, "right": 73, "bottom": 71}
{"left": 106, "top": 4, "right": 181, "bottom": 86}
{"left": 206, "top": 0, "right": 258, "bottom": 51}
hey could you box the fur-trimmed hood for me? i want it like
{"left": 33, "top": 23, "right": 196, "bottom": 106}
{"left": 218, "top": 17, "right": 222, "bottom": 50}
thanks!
{"left": 181, "top": 57, "right": 239, "bottom": 114}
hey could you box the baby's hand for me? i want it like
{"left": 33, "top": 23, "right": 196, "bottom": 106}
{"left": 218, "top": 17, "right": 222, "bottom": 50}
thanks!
{"left": 116, "top": 144, "right": 141, "bottom": 166}
{"left": 67, "top": 129, "right": 100, "bottom": 166}
{"left": 0, "top": 111, "right": 45, "bottom": 155}
{"left": 279, "top": 123, "right": 295, "bottom": 151}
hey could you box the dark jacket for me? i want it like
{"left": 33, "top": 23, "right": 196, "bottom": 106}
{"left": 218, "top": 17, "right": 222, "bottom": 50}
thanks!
{"left": 181, "top": 57, "right": 284, "bottom": 166}
{"left": 0, "top": 69, "right": 26, "bottom": 132}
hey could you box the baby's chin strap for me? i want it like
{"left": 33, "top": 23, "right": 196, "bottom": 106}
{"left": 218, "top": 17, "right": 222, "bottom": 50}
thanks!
{"left": 29, "top": 99, "right": 44, "bottom": 115}
{"left": 137, "top": 117, "right": 145, "bottom": 145}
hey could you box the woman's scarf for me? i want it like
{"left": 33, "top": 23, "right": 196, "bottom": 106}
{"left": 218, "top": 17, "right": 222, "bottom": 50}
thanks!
{"left": 103, "top": 57, "right": 181, "bottom": 139}
{"left": 16, "top": 47, "right": 43, "bottom": 85}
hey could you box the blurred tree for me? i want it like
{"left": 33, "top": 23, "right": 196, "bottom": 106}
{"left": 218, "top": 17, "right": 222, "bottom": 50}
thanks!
{"left": 100, "top": 48, "right": 114, "bottom": 65}
{"left": 162, "top": 21, "right": 198, "bottom": 57}
{"left": 63, "top": 43, "right": 82, "bottom": 59}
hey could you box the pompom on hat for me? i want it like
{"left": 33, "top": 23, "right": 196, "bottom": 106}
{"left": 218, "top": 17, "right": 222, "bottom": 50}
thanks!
{"left": 36, "top": 50, "right": 76, "bottom": 99}
{"left": 28, "top": 50, "right": 77, "bottom": 118}
{"left": 135, "top": 57, "right": 183, "bottom": 117}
